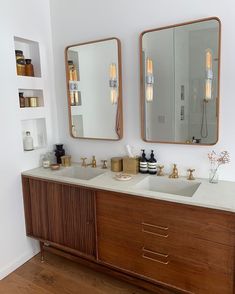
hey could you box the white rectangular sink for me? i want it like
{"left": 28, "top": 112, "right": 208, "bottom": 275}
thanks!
{"left": 134, "top": 176, "right": 201, "bottom": 197}
{"left": 56, "top": 166, "right": 105, "bottom": 180}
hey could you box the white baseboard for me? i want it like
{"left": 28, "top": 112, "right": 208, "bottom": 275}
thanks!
{"left": 0, "top": 248, "right": 40, "bottom": 280}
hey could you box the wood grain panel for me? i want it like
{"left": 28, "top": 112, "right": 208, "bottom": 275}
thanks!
{"left": 97, "top": 191, "right": 235, "bottom": 294}
{"left": 22, "top": 176, "right": 33, "bottom": 235}
{"left": 28, "top": 178, "right": 49, "bottom": 240}
{"left": 22, "top": 177, "right": 97, "bottom": 258}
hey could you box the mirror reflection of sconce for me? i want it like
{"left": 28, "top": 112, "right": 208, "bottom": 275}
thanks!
{"left": 201, "top": 48, "right": 214, "bottom": 138}
{"left": 146, "top": 57, "right": 154, "bottom": 102}
{"left": 68, "top": 60, "right": 80, "bottom": 106}
{"left": 205, "top": 48, "right": 213, "bottom": 102}
{"left": 109, "top": 63, "right": 118, "bottom": 104}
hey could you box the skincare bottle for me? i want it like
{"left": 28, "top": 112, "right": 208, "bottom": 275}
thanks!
{"left": 139, "top": 149, "right": 148, "bottom": 174}
{"left": 148, "top": 150, "right": 157, "bottom": 175}
{"left": 25, "top": 59, "right": 34, "bottom": 77}
{"left": 23, "top": 131, "right": 34, "bottom": 151}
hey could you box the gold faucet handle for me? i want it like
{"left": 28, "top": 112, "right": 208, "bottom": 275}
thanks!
{"left": 187, "top": 169, "right": 195, "bottom": 180}
{"left": 157, "top": 165, "right": 164, "bottom": 176}
{"left": 101, "top": 160, "right": 108, "bottom": 169}
{"left": 81, "top": 157, "right": 87, "bottom": 167}
{"left": 91, "top": 155, "right": 97, "bottom": 168}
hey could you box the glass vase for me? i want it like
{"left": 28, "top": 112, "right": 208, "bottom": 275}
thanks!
{"left": 209, "top": 167, "right": 219, "bottom": 184}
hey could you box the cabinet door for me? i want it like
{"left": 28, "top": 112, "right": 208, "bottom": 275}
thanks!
{"left": 22, "top": 177, "right": 97, "bottom": 258}
{"left": 22, "top": 177, "right": 49, "bottom": 240}
{"left": 46, "top": 183, "right": 96, "bottom": 257}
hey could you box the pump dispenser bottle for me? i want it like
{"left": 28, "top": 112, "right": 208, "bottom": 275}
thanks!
{"left": 139, "top": 149, "right": 148, "bottom": 173}
{"left": 148, "top": 150, "right": 157, "bottom": 174}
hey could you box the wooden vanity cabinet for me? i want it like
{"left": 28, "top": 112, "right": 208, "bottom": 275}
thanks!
{"left": 22, "top": 176, "right": 235, "bottom": 294}
{"left": 22, "top": 177, "right": 96, "bottom": 258}
{"left": 96, "top": 191, "right": 235, "bottom": 294}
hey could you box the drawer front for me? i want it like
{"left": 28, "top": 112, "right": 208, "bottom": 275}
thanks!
{"left": 143, "top": 228, "right": 233, "bottom": 275}
{"left": 97, "top": 191, "right": 235, "bottom": 293}
{"left": 142, "top": 198, "right": 235, "bottom": 246}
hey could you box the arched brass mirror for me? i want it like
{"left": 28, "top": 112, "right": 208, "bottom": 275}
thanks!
{"left": 140, "top": 17, "right": 221, "bottom": 145}
{"left": 65, "top": 38, "right": 123, "bottom": 140}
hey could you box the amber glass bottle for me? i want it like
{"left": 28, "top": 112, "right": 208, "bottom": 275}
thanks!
{"left": 25, "top": 59, "right": 34, "bottom": 76}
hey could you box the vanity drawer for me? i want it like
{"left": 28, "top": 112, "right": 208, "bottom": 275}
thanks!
{"left": 143, "top": 230, "right": 233, "bottom": 275}
{"left": 137, "top": 246, "right": 233, "bottom": 294}
{"left": 142, "top": 198, "right": 235, "bottom": 246}
{"left": 99, "top": 236, "right": 233, "bottom": 294}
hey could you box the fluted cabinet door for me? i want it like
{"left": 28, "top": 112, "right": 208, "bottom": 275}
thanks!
{"left": 46, "top": 183, "right": 97, "bottom": 257}
{"left": 22, "top": 177, "right": 97, "bottom": 258}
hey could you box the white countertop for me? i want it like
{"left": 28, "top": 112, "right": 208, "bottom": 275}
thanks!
{"left": 22, "top": 163, "right": 235, "bottom": 213}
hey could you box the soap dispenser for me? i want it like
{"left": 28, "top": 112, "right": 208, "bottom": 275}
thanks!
{"left": 139, "top": 149, "right": 148, "bottom": 173}
{"left": 148, "top": 150, "right": 157, "bottom": 175}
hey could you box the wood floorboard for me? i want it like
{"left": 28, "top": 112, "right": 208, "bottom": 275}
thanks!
{"left": 0, "top": 252, "right": 153, "bottom": 294}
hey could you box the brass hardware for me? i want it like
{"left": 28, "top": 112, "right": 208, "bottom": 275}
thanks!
{"left": 61, "top": 155, "right": 71, "bottom": 167}
{"left": 157, "top": 165, "right": 164, "bottom": 176}
{"left": 81, "top": 157, "right": 87, "bottom": 167}
{"left": 187, "top": 169, "right": 195, "bottom": 180}
{"left": 142, "top": 222, "right": 169, "bottom": 238}
{"left": 90, "top": 155, "right": 97, "bottom": 168}
{"left": 142, "top": 222, "right": 168, "bottom": 231}
{"left": 81, "top": 156, "right": 96, "bottom": 168}
{"left": 101, "top": 160, "right": 108, "bottom": 169}
{"left": 169, "top": 164, "right": 179, "bottom": 179}
{"left": 142, "top": 247, "right": 169, "bottom": 265}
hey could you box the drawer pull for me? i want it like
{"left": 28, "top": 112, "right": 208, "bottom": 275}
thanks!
{"left": 142, "top": 247, "right": 169, "bottom": 265}
{"left": 142, "top": 222, "right": 169, "bottom": 238}
{"left": 142, "top": 222, "right": 169, "bottom": 231}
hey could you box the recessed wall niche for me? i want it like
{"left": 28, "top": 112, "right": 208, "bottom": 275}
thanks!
{"left": 14, "top": 36, "right": 42, "bottom": 77}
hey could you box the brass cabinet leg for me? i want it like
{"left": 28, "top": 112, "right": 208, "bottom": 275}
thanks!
{"left": 40, "top": 241, "right": 44, "bottom": 263}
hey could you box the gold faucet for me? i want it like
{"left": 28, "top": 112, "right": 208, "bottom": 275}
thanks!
{"left": 81, "top": 157, "right": 87, "bottom": 167}
{"left": 187, "top": 169, "right": 195, "bottom": 180}
{"left": 157, "top": 165, "right": 165, "bottom": 176}
{"left": 169, "top": 164, "right": 179, "bottom": 179}
{"left": 81, "top": 156, "right": 97, "bottom": 168}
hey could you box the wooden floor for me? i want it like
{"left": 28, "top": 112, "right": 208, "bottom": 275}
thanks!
{"left": 0, "top": 252, "right": 152, "bottom": 294}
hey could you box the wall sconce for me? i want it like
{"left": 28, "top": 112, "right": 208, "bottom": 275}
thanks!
{"left": 145, "top": 57, "right": 154, "bottom": 102}
{"left": 109, "top": 63, "right": 118, "bottom": 104}
{"left": 204, "top": 49, "right": 213, "bottom": 102}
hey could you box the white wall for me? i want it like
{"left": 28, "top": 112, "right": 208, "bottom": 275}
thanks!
{"left": 0, "top": 0, "right": 57, "bottom": 279}
{"left": 50, "top": 0, "right": 235, "bottom": 181}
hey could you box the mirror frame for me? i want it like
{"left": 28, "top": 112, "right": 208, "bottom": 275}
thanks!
{"left": 65, "top": 37, "right": 123, "bottom": 141}
{"left": 139, "top": 17, "right": 221, "bottom": 146}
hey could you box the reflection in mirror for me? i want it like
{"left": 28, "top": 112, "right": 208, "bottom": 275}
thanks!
{"left": 140, "top": 18, "right": 221, "bottom": 145}
{"left": 65, "top": 38, "right": 123, "bottom": 140}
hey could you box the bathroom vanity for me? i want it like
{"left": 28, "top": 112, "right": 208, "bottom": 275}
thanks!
{"left": 22, "top": 165, "right": 235, "bottom": 294}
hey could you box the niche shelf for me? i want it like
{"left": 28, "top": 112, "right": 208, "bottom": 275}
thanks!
{"left": 14, "top": 35, "right": 49, "bottom": 154}
{"left": 21, "top": 118, "right": 47, "bottom": 151}
{"left": 14, "top": 36, "right": 41, "bottom": 78}
{"left": 18, "top": 88, "right": 44, "bottom": 108}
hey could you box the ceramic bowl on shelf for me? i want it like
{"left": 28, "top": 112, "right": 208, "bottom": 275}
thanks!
{"left": 50, "top": 164, "right": 60, "bottom": 171}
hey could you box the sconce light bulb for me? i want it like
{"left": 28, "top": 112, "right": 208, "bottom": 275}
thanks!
{"left": 110, "top": 88, "right": 118, "bottom": 105}
{"left": 206, "top": 49, "right": 212, "bottom": 71}
{"left": 110, "top": 63, "right": 117, "bottom": 80}
{"left": 205, "top": 79, "right": 212, "bottom": 101}
{"left": 146, "top": 84, "right": 153, "bottom": 102}
{"left": 146, "top": 57, "right": 153, "bottom": 75}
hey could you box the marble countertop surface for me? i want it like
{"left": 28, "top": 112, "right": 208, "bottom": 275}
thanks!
{"left": 22, "top": 163, "right": 235, "bottom": 213}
